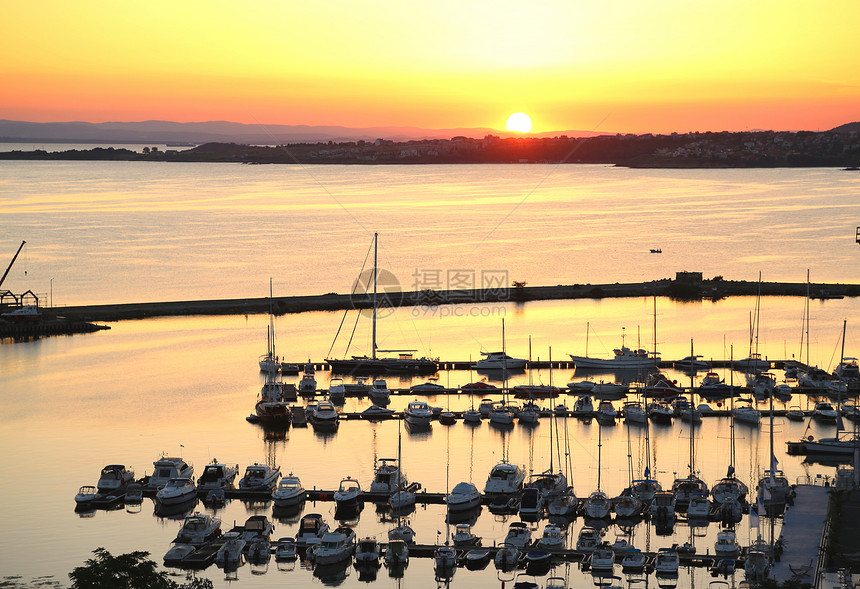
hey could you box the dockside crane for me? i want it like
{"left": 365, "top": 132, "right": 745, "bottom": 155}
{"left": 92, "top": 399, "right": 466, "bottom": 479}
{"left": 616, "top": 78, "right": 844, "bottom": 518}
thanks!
{"left": 0, "top": 240, "right": 26, "bottom": 290}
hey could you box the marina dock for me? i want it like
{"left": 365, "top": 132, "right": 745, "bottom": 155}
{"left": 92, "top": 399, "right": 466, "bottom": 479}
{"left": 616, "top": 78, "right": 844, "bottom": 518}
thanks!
{"left": 770, "top": 484, "right": 830, "bottom": 585}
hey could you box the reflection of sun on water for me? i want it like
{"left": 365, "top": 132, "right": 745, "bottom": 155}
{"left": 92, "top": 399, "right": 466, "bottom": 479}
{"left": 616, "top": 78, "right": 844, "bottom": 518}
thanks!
{"left": 506, "top": 112, "right": 532, "bottom": 133}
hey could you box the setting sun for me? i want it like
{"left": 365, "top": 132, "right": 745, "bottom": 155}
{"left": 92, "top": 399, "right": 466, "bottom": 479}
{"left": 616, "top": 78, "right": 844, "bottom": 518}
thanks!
{"left": 506, "top": 112, "right": 533, "bottom": 133}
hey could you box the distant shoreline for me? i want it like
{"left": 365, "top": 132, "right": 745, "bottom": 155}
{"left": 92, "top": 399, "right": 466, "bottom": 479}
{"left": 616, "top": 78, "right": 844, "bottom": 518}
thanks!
{"left": 44, "top": 277, "right": 860, "bottom": 322}
{"left": 2, "top": 129, "right": 859, "bottom": 168}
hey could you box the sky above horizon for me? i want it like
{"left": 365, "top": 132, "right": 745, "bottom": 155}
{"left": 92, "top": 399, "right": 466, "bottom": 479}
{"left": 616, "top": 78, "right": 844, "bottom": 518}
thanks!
{"left": 2, "top": 0, "right": 858, "bottom": 134}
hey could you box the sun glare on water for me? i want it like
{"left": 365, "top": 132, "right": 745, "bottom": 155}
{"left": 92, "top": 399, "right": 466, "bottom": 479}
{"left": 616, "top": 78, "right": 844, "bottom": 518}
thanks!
{"left": 506, "top": 112, "right": 532, "bottom": 133}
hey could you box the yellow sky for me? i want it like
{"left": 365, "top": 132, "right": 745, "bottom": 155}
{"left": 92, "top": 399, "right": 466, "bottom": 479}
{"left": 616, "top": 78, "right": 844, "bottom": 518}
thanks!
{"left": 1, "top": 0, "right": 858, "bottom": 133}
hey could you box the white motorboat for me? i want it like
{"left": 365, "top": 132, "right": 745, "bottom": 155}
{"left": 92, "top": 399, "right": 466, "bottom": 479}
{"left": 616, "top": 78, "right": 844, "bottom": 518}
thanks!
{"left": 175, "top": 512, "right": 222, "bottom": 545}
{"left": 802, "top": 430, "right": 860, "bottom": 456}
{"left": 147, "top": 455, "right": 193, "bottom": 490}
{"left": 445, "top": 481, "right": 482, "bottom": 512}
{"left": 503, "top": 521, "right": 532, "bottom": 549}
{"left": 576, "top": 527, "right": 601, "bottom": 552}
{"left": 298, "top": 362, "right": 317, "bottom": 396}
{"left": 354, "top": 537, "right": 381, "bottom": 564}
{"left": 96, "top": 464, "right": 135, "bottom": 495}
{"left": 403, "top": 400, "right": 433, "bottom": 427}
{"left": 629, "top": 477, "right": 661, "bottom": 504}
{"left": 650, "top": 491, "right": 676, "bottom": 519}
{"left": 621, "top": 547, "right": 646, "bottom": 572}
{"left": 744, "top": 541, "right": 771, "bottom": 583}
{"left": 315, "top": 526, "right": 356, "bottom": 565}
{"left": 475, "top": 351, "right": 527, "bottom": 370}
{"left": 674, "top": 355, "right": 710, "bottom": 371}
{"left": 156, "top": 477, "right": 197, "bottom": 505}
{"left": 246, "top": 537, "right": 271, "bottom": 565}
{"left": 328, "top": 378, "right": 346, "bottom": 404}
{"left": 538, "top": 524, "right": 566, "bottom": 549}
{"left": 622, "top": 401, "right": 647, "bottom": 424}
{"left": 369, "top": 458, "right": 406, "bottom": 495}
{"left": 574, "top": 394, "right": 594, "bottom": 414}
{"left": 494, "top": 543, "right": 519, "bottom": 570}
{"left": 241, "top": 515, "right": 274, "bottom": 541}
{"left": 813, "top": 401, "right": 839, "bottom": 423}
{"left": 369, "top": 379, "right": 391, "bottom": 405}
{"left": 384, "top": 539, "right": 409, "bottom": 567}
{"left": 686, "top": 492, "right": 710, "bottom": 519}
{"left": 196, "top": 459, "right": 239, "bottom": 492}
{"left": 483, "top": 460, "right": 526, "bottom": 496}
{"left": 238, "top": 463, "right": 281, "bottom": 491}
{"left": 163, "top": 542, "right": 196, "bottom": 566}
{"left": 516, "top": 401, "right": 540, "bottom": 424}
{"left": 434, "top": 544, "right": 457, "bottom": 577}
{"left": 714, "top": 530, "right": 740, "bottom": 557}
{"left": 272, "top": 473, "right": 306, "bottom": 507}
{"left": 569, "top": 328, "right": 659, "bottom": 369}
{"left": 295, "top": 513, "right": 329, "bottom": 547}
{"left": 74, "top": 485, "right": 97, "bottom": 506}
{"left": 309, "top": 400, "right": 339, "bottom": 431}
{"left": 478, "top": 398, "right": 495, "bottom": 416}
{"left": 388, "top": 488, "right": 416, "bottom": 510}
{"left": 275, "top": 537, "right": 297, "bottom": 561}
{"left": 595, "top": 400, "right": 617, "bottom": 424}
{"left": 411, "top": 381, "right": 446, "bottom": 393}
{"left": 518, "top": 487, "right": 541, "bottom": 518}
{"left": 673, "top": 397, "right": 702, "bottom": 423}
{"left": 647, "top": 400, "right": 674, "bottom": 423}
{"left": 361, "top": 405, "right": 395, "bottom": 420}
{"left": 333, "top": 476, "right": 362, "bottom": 506}
{"left": 215, "top": 532, "right": 246, "bottom": 567}
{"left": 613, "top": 493, "right": 644, "bottom": 518}
{"left": 712, "top": 472, "right": 749, "bottom": 503}
{"left": 589, "top": 542, "right": 615, "bottom": 571}
{"left": 591, "top": 381, "right": 629, "bottom": 399}
{"left": 547, "top": 487, "right": 578, "bottom": 516}
{"left": 463, "top": 408, "right": 482, "bottom": 423}
{"left": 732, "top": 401, "right": 761, "bottom": 425}
{"left": 671, "top": 475, "right": 709, "bottom": 509}
{"left": 124, "top": 483, "right": 143, "bottom": 504}
{"left": 464, "top": 548, "right": 490, "bottom": 570}
{"left": 654, "top": 547, "right": 680, "bottom": 574}
{"left": 452, "top": 523, "right": 481, "bottom": 547}
{"left": 734, "top": 354, "right": 770, "bottom": 371}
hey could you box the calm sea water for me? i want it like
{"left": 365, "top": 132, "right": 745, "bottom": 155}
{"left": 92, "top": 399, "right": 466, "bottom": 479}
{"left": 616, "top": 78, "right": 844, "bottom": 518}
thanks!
{"left": 1, "top": 163, "right": 859, "bottom": 588}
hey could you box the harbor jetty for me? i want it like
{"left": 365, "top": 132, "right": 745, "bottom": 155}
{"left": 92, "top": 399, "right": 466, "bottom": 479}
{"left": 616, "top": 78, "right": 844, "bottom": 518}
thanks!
{"left": 35, "top": 275, "right": 860, "bottom": 323}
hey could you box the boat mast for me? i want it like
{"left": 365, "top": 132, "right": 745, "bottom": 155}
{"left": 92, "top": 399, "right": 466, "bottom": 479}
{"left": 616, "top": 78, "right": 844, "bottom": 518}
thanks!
{"left": 805, "top": 269, "right": 810, "bottom": 368}
{"left": 372, "top": 232, "right": 378, "bottom": 360}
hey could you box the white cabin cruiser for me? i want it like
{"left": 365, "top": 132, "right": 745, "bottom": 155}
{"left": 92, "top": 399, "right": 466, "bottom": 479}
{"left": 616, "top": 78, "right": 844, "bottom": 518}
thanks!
{"left": 238, "top": 463, "right": 281, "bottom": 491}
{"left": 315, "top": 526, "right": 356, "bottom": 565}
{"left": 502, "top": 522, "right": 532, "bottom": 549}
{"left": 147, "top": 455, "right": 193, "bottom": 490}
{"left": 156, "top": 477, "right": 197, "bottom": 505}
{"left": 333, "top": 476, "right": 362, "bottom": 506}
{"left": 175, "top": 512, "right": 222, "bottom": 545}
{"left": 96, "top": 464, "right": 135, "bottom": 495}
{"left": 354, "top": 537, "right": 381, "bottom": 564}
{"left": 196, "top": 459, "right": 238, "bottom": 492}
{"left": 538, "top": 524, "right": 566, "bottom": 549}
{"left": 295, "top": 513, "right": 329, "bottom": 547}
{"left": 215, "top": 532, "right": 246, "bottom": 567}
{"left": 483, "top": 461, "right": 526, "bottom": 496}
{"left": 475, "top": 351, "right": 527, "bottom": 370}
{"left": 403, "top": 400, "right": 433, "bottom": 427}
{"left": 369, "top": 458, "right": 406, "bottom": 494}
{"left": 445, "top": 481, "right": 482, "bottom": 512}
{"left": 272, "top": 473, "right": 306, "bottom": 507}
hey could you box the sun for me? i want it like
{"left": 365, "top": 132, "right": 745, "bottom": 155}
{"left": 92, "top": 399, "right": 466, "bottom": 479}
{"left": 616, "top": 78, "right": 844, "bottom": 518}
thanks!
{"left": 506, "top": 112, "right": 532, "bottom": 133}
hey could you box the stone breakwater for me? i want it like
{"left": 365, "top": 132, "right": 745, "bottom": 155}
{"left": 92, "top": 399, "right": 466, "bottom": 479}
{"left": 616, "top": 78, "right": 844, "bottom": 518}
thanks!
{"left": 47, "top": 277, "right": 859, "bottom": 322}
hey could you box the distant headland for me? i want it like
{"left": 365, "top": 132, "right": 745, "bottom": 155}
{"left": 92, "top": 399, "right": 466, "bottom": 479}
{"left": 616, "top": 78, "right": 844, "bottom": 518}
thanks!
{"left": 1, "top": 119, "right": 859, "bottom": 168}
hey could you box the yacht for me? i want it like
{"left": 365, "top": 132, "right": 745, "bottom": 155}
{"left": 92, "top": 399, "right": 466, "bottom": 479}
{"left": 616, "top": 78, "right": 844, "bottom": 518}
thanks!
{"left": 671, "top": 474, "right": 709, "bottom": 509}
{"left": 369, "top": 379, "right": 391, "bottom": 405}
{"left": 452, "top": 523, "right": 481, "bottom": 547}
{"left": 475, "top": 351, "right": 527, "bottom": 370}
{"left": 384, "top": 539, "right": 409, "bottom": 567}
{"left": 488, "top": 401, "right": 516, "bottom": 425}
{"left": 361, "top": 405, "right": 396, "bottom": 420}
{"left": 275, "top": 537, "right": 297, "bottom": 562}
{"left": 328, "top": 378, "right": 346, "bottom": 404}
{"left": 215, "top": 532, "right": 246, "bottom": 567}
{"left": 354, "top": 537, "right": 381, "bottom": 565}
{"left": 74, "top": 485, "right": 97, "bottom": 506}
{"left": 445, "top": 481, "right": 482, "bottom": 512}
{"left": 569, "top": 329, "right": 659, "bottom": 368}
{"left": 483, "top": 461, "right": 526, "bottom": 496}
{"left": 595, "top": 400, "right": 617, "bottom": 424}
{"left": 478, "top": 398, "right": 495, "bottom": 416}
{"left": 813, "top": 401, "right": 839, "bottom": 423}
{"left": 655, "top": 547, "right": 680, "bottom": 574}
{"left": 271, "top": 473, "right": 306, "bottom": 507}
{"left": 502, "top": 521, "right": 532, "bottom": 549}
{"left": 155, "top": 477, "right": 197, "bottom": 505}
{"left": 333, "top": 476, "right": 362, "bottom": 506}
{"left": 295, "top": 513, "right": 329, "bottom": 547}
{"left": 298, "top": 362, "right": 317, "bottom": 396}
{"left": 589, "top": 542, "right": 616, "bottom": 571}
{"left": 732, "top": 401, "right": 761, "bottom": 425}
{"left": 574, "top": 394, "right": 594, "bottom": 414}
{"left": 576, "top": 527, "right": 601, "bottom": 552}
{"left": 494, "top": 544, "right": 519, "bottom": 571}
{"left": 238, "top": 463, "right": 281, "bottom": 491}
{"left": 714, "top": 529, "right": 740, "bottom": 557}
{"left": 538, "top": 524, "right": 566, "bottom": 549}
{"left": 584, "top": 490, "right": 612, "bottom": 519}
{"left": 518, "top": 487, "right": 541, "bottom": 518}
{"left": 403, "top": 400, "right": 433, "bottom": 427}
{"left": 174, "top": 512, "right": 222, "bottom": 545}
{"left": 240, "top": 515, "right": 274, "bottom": 542}
{"left": 622, "top": 401, "right": 647, "bottom": 424}
{"left": 256, "top": 377, "right": 292, "bottom": 425}
{"left": 315, "top": 526, "right": 356, "bottom": 565}
{"left": 369, "top": 458, "right": 405, "bottom": 495}
{"left": 650, "top": 491, "right": 676, "bottom": 520}
{"left": 147, "top": 455, "right": 193, "bottom": 490}
{"left": 686, "top": 492, "right": 710, "bottom": 519}
{"left": 309, "top": 400, "right": 339, "bottom": 431}
{"left": 196, "top": 459, "right": 238, "bottom": 492}
{"left": 96, "top": 464, "right": 135, "bottom": 495}
{"left": 674, "top": 355, "right": 710, "bottom": 371}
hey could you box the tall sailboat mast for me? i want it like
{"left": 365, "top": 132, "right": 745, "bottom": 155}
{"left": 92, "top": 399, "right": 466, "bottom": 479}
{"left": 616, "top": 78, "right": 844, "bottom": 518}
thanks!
{"left": 372, "top": 232, "right": 378, "bottom": 360}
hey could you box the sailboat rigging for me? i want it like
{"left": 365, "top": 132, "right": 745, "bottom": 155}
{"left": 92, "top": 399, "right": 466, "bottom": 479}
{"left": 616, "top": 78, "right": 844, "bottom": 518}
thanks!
{"left": 326, "top": 233, "right": 437, "bottom": 375}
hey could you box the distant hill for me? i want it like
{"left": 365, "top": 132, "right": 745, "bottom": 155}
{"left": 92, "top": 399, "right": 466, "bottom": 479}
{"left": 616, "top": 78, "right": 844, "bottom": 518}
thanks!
{"left": 0, "top": 119, "right": 610, "bottom": 145}
{"left": 830, "top": 121, "right": 860, "bottom": 134}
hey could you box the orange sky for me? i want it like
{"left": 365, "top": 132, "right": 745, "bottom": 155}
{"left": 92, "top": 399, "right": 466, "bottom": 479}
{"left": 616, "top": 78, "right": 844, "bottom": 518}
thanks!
{"left": 1, "top": 0, "right": 858, "bottom": 134}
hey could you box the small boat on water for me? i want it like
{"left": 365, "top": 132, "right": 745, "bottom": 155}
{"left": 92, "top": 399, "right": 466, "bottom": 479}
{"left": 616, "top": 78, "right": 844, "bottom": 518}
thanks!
{"left": 272, "top": 473, "right": 306, "bottom": 507}
{"left": 370, "top": 458, "right": 406, "bottom": 495}
{"left": 465, "top": 548, "right": 490, "bottom": 570}
{"left": 475, "top": 351, "right": 527, "bottom": 370}
{"left": 569, "top": 328, "right": 659, "bottom": 369}
{"left": 196, "top": 459, "right": 238, "bottom": 492}
{"left": 75, "top": 485, "right": 98, "bottom": 506}
{"left": 502, "top": 521, "right": 532, "bottom": 549}
{"left": 295, "top": 513, "right": 329, "bottom": 547}
{"left": 494, "top": 543, "right": 519, "bottom": 571}
{"left": 384, "top": 539, "right": 409, "bottom": 567}
{"left": 124, "top": 483, "right": 143, "bottom": 504}
{"left": 308, "top": 400, "right": 339, "bottom": 431}
{"left": 361, "top": 404, "right": 395, "bottom": 420}
{"left": 452, "top": 523, "right": 481, "bottom": 547}
{"left": 654, "top": 547, "right": 680, "bottom": 574}
{"left": 813, "top": 401, "right": 839, "bottom": 423}
{"left": 445, "top": 481, "right": 482, "bottom": 512}
{"left": 484, "top": 460, "right": 526, "bottom": 496}
{"left": 174, "top": 512, "right": 222, "bottom": 545}
{"left": 333, "top": 476, "right": 362, "bottom": 506}
{"left": 576, "top": 527, "right": 601, "bottom": 552}
{"left": 714, "top": 529, "right": 740, "bottom": 557}
{"left": 538, "top": 524, "right": 566, "bottom": 549}
{"left": 238, "top": 463, "right": 281, "bottom": 491}
{"left": 147, "top": 455, "right": 193, "bottom": 490}
{"left": 403, "top": 400, "right": 433, "bottom": 427}
{"left": 215, "top": 531, "right": 246, "bottom": 567}
{"left": 328, "top": 378, "right": 346, "bottom": 404}
{"left": 315, "top": 526, "right": 356, "bottom": 565}
{"left": 275, "top": 537, "right": 297, "bottom": 561}
{"left": 354, "top": 537, "right": 381, "bottom": 565}
{"left": 298, "top": 362, "right": 317, "bottom": 396}
{"left": 96, "top": 464, "right": 135, "bottom": 495}
{"left": 163, "top": 542, "right": 196, "bottom": 566}
{"left": 674, "top": 355, "right": 710, "bottom": 371}
{"left": 369, "top": 379, "right": 392, "bottom": 404}
{"left": 156, "top": 477, "right": 197, "bottom": 505}
{"left": 410, "top": 380, "right": 445, "bottom": 392}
